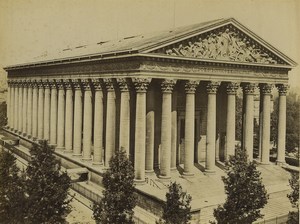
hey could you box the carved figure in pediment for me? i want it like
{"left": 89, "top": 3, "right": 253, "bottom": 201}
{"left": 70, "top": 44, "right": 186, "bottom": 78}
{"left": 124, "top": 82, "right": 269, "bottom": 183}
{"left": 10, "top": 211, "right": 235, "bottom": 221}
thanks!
{"left": 163, "top": 27, "right": 279, "bottom": 64}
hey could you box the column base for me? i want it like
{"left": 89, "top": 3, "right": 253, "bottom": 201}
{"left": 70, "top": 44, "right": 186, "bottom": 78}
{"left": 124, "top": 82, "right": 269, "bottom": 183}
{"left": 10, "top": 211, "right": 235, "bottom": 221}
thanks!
{"left": 260, "top": 161, "right": 270, "bottom": 165}
{"left": 63, "top": 149, "right": 73, "bottom": 154}
{"left": 72, "top": 153, "right": 82, "bottom": 157}
{"left": 92, "top": 161, "right": 103, "bottom": 165}
{"left": 145, "top": 169, "right": 154, "bottom": 174}
{"left": 81, "top": 157, "right": 92, "bottom": 161}
{"left": 134, "top": 179, "right": 146, "bottom": 185}
{"left": 205, "top": 169, "right": 216, "bottom": 174}
{"left": 183, "top": 171, "right": 194, "bottom": 177}
{"left": 55, "top": 146, "right": 65, "bottom": 151}
{"left": 276, "top": 160, "right": 286, "bottom": 166}
{"left": 171, "top": 167, "right": 177, "bottom": 171}
{"left": 158, "top": 174, "right": 171, "bottom": 180}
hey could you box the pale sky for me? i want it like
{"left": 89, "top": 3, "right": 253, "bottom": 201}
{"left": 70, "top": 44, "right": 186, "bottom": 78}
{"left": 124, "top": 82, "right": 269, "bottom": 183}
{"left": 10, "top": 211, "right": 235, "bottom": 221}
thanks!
{"left": 0, "top": 0, "right": 299, "bottom": 88}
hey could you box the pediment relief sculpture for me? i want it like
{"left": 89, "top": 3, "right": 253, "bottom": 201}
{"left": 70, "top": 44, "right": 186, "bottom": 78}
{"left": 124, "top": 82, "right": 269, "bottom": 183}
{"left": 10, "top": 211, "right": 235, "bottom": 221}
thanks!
{"left": 161, "top": 27, "right": 283, "bottom": 65}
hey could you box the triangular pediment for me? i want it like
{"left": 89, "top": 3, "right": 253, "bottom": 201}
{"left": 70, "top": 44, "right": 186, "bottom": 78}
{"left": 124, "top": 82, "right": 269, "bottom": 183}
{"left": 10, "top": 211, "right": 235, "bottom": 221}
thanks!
{"left": 147, "top": 19, "right": 295, "bottom": 66}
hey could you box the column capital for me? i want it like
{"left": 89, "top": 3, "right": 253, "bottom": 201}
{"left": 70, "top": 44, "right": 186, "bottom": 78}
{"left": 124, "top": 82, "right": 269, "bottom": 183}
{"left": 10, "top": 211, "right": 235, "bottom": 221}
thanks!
{"left": 276, "top": 84, "right": 289, "bottom": 96}
{"left": 242, "top": 82, "right": 257, "bottom": 95}
{"left": 32, "top": 79, "right": 39, "bottom": 89}
{"left": 56, "top": 79, "right": 65, "bottom": 90}
{"left": 7, "top": 80, "right": 14, "bottom": 87}
{"left": 259, "top": 83, "right": 273, "bottom": 95}
{"left": 117, "top": 78, "right": 130, "bottom": 92}
{"left": 20, "top": 79, "right": 27, "bottom": 87}
{"left": 91, "top": 78, "right": 102, "bottom": 91}
{"left": 226, "top": 82, "right": 240, "bottom": 95}
{"left": 103, "top": 78, "right": 114, "bottom": 91}
{"left": 64, "top": 79, "right": 73, "bottom": 90}
{"left": 71, "top": 79, "right": 81, "bottom": 90}
{"left": 43, "top": 80, "right": 50, "bottom": 89}
{"left": 132, "top": 78, "right": 151, "bottom": 93}
{"left": 37, "top": 79, "right": 44, "bottom": 89}
{"left": 161, "top": 79, "right": 176, "bottom": 93}
{"left": 206, "top": 81, "right": 220, "bottom": 94}
{"left": 81, "top": 79, "right": 91, "bottom": 90}
{"left": 48, "top": 79, "right": 57, "bottom": 89}
{"left": 185, "top": 80, "right": 199, "bottom": 94}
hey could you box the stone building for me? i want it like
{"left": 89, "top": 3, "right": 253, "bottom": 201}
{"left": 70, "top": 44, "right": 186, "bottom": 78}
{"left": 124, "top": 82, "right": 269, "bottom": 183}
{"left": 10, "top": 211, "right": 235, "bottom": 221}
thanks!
{"left": 2, "top": 18, "right": 297, "bottom": 221}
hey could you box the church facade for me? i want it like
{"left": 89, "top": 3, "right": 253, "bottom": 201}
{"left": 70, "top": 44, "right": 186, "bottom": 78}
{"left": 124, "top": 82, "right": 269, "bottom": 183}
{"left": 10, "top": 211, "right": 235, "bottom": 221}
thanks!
{"left": 3, "top": 18, "right": 296, "bottom": 185}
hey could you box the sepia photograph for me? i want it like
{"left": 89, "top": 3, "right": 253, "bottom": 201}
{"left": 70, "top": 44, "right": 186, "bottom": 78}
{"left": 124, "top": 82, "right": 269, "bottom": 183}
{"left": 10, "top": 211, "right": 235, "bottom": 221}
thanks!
{"left": 0, "top": 0, "right": 299, "bottom": 223}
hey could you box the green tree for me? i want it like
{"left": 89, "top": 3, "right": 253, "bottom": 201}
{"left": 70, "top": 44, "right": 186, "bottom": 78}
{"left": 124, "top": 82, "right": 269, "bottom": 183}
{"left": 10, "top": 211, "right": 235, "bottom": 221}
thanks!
{"left": 158, "top": 182, "right": 192, "bottom": 224}
{"left": 212, "top": 148, "right": 268, "bottom": 224}
{"left": 287, "top": 172, "right": 299, "bottom": 224}
{"left": 93, "top": 148, "right": 136, "bottom": 224}
{"left": 0, "top": 149, "right": 25, "bottom": 224}
{"left": 24, "top": 140, "right": 72, "bottom": 224}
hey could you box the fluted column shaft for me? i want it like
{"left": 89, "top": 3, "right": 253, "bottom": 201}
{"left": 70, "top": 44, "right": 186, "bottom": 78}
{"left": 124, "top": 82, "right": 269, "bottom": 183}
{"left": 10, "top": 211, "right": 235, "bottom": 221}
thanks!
{"left": 225, "top": 82, "right": 239, "bottom": 160}
{"left": 14, "top": 83, "right": 18, "bottom": 132}
{"left": 73, "top": 80, "right": 83, "bottom": 156}
{"left": 7, "top": 81, "right": 10, "bottom": 128}
{"left": 43, "top": 81, "right": 51, "bottom": 140}
{"left": 65, "top": 81, "right": 73, "bottom": 152}
{"left": 260, "top": 84, "right": 272, "bottom": 164}
{"left": 49, "top": 80, "right": 58, "bottom": 145}
{"left": 242, "top": 83, "right": 256, "bottom": 161}
{"left": 22, "top": 82, "right": 27, "bottom": 135}
{"left": 37, "top": 81, "right": 44, "bottom": 139}
{"left": 276, "top": 84, "right": 288, "bottom": 164}
{"left": 146, "top": 89, "right": 155, "bottom": 172}
{"left": 104, "top": 79, "right": 116, "bottom": 166}
{"left": 93, "top": 79, "right": 103, "bottom": 164}
{"left": 18, "top": 82, "right": 23, "bottom": 133}
{"left": 160, "top": 79, "right": 175, "bottom": 179}
{"left": 171, "top": 91, "right": 177, "bottom": 169}
{"left": 56, "top": 81, "right": 65, "bottom": 150}
{"left": 118, "top": 78, "right": 130, "bottom": 156}
{"left": 27, "top": 82, "right": 33, "bottom": 136}
{"left": 9, "top": 81, "right": 14, "bottom": 129}
{"left": 133, "top": 78, "right": 150, "bottom": 182}
{"left": 205, "top": 81, "right": 220, "bottom": 172}
{"left": 32, "top": 81, "right": 38, "bottom": 138}
{"left": 82, "top": 80, "right": 92, "bottom": 160}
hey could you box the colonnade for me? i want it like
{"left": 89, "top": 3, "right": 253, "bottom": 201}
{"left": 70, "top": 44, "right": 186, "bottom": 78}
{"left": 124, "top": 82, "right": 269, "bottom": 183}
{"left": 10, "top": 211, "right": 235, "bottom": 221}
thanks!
{"left": 6, "top": 78, "right": 288, "bottom": 181}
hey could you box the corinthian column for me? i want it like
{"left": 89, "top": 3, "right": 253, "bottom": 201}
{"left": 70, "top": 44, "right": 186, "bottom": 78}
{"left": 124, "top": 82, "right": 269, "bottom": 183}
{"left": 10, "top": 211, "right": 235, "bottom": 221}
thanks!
{"left": 43, "top": 80, "right": 51, "bottom": 140}
{"left": 242, "top": 83, "right": 257, "bottom": 161}
{"left": 32, "top": 80, "right": 38, "bottom": 138}
{"left": 6, "top": 80, "right": 11, "bottom": 128}
{"left": 160, "top": 79, "right": 175, "bottom": 179}
{"left": 27, "top": 80, "right": 33, "bottom": 137}
{"left": 82, "top": 79, "right": 92, "bottom": 160}
{"left": 56, "top": 80, "right": 65, "bottom": 150}
{"left": 276, "top": 84, "right": 289, "bottom": 165}
{"left": 64, "top": 80, "right": 73, "bottom": 153}
{"left": 260, "top": 83, "right": 273, "bottom": 164}
{"left": 205, "top": 81, "right": 220, "bottom": 173}
{"left": 8, "top": 80, "right": 13, "bottom": 129}
{"left": 133, "top": 78, "right": 150, "bottom": 183}
{"left": 14, "top": 81, "right": 19, "bottom": 133}
{"left": 183, "top": 80, "right": 199, "bottom": 176}
{"left": 22, "top": 80, "right": 28, "bottom": 135}
{"left": 49, "top": 80, "right": 58, "bottom": 146}
{"left": 225, "top": 82, "right": 239, "bottom": 160}
{"left": 73, "top": 79, "right": 83, "bottom": 156}
{"left": 18, "top": 80, "right": 23, "bottom": 134}
{"left": 37, "top": 80, "right": 44, "bottom": 139}
{"left": 92, "top": 78, "right": 103, "bottom": 164}
{"left": 104, "top": 78, "right": 116, "bottom": 166}
{"left": 117, "top": 78, "right": 130, "bottom": 156}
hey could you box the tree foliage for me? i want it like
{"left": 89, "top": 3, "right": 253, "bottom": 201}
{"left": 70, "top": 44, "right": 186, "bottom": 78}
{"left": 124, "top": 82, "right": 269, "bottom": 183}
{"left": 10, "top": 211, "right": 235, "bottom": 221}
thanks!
{"left": 287, "top": 172, "right": 299, "bottom": 224}
{"left": 212, "top": 148, "right": 268, "bottom": 224}
{"left": 24, "top": 140, "right": 72, "bottom": 224}
{"left": 158, "top": 182, "right": 192, "bottom": 224}
{"left": 93, "top": 148, "right": 137, "bottom": 224}
{"left": 0, "top": 149, "right": 26, "bottom": 224}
